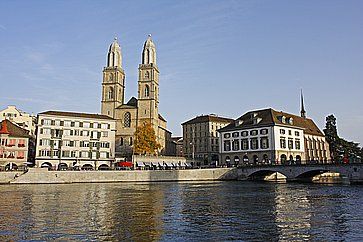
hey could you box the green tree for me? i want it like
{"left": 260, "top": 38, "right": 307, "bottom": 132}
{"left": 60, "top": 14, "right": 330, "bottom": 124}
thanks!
{"left": 324, "top": 114, "right": 362, "bottom": 162}
{"left": 133, "top": 122, "right": 161, "bottom": 155}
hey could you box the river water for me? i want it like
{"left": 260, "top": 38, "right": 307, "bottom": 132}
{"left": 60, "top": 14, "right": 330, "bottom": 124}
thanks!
{"left": 0, "top": 181, "right": 362, "bottom": 241}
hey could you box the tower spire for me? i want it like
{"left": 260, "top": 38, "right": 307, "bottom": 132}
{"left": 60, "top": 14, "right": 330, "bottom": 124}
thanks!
{"left": 300, "top": 89, "right": 306, "bottom": 119}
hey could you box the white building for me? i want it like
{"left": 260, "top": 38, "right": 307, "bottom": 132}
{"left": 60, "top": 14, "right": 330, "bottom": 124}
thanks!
{"left": 35, "top": 111, "right": 116, "bottom": 170}
{"left": 0, "top": 106, "right": 36, "bottom": 136}
{"left": 218, "top": 108, "right": 330, "bottom": 166}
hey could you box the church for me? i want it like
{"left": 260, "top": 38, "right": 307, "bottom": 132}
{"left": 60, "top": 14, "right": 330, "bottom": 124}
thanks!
{"left": 101, "top": 35, "right": 172, "bottom": 158}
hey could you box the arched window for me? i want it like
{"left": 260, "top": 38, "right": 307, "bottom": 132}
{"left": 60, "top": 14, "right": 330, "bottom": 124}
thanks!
{"left": 124, "top": 112, "right": 131, "bottom": 127}
{"left": 144, "top": 85, "right": 150, "bottom": 97}
{"left": 243, "top": 155, "right": 249, "bottom": 163}
{"left": 145, "top": 71, "right": 150, "bottom": 79}
{"left": 281, "top": 154, "right": 287, "bottom": 164}
{"left": 108, "top": 87, "right": 114, "bottom": 100}
{"left": 253, "top": 155, "right": 259, "bottom": 164}
{"left": 234, "top": 156, "right": 240, "bottom": 166}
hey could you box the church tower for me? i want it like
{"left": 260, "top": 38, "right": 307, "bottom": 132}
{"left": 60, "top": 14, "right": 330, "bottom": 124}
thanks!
{"left": 137, "top": 35, "right": 160, "bottom": 129}
{"left": 101, "top": 37, "right": 125, "bottom": 118}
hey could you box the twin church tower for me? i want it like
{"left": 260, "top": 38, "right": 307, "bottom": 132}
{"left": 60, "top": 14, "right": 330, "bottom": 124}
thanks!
{"left": 101, "top": 35, "right": 171, "bottom": 157}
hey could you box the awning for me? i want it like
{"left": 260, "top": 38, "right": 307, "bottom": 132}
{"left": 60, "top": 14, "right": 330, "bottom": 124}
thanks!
{"left": 185, "top": 163, "right": 192, "bottom": 167}
{"left": 143, "top": 162, "right": 151, "bottom": 166}
{"left": 164, "top": 161, "right": 174, "bottom": 167}
{"left": 151, "top": 162, "right": 159, "bottom": 166}
{"left": 119, "top": 161, "right": 133, "bottom": 167}
{"left": 136, "top": 162, "right": 145, "bottom": 167}
{"left": 179, "top": 162, "right": 186, "bottom": 167}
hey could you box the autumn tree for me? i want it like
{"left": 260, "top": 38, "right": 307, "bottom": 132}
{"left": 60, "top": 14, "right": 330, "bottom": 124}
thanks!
{"left": 133, "top": 122, "right": 161, "bottom": 155}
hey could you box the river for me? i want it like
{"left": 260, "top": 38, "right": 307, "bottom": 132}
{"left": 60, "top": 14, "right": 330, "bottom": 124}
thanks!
{"left": 0, "top": 181, "right": 362, "bottom": 241}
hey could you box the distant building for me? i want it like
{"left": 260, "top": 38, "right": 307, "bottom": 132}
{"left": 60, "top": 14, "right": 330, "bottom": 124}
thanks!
{"left": 0, "top": 119, "right": 31, "bottom": 170}
{"left": 35, "top": 111, "right": 116, "bottom": 170}
{"left": 0, "top": 105, "right": 36, "bottom": 136}
{"left": 100, "top": 36, "right": 172, "bottom": 157}
{"left": 170, "top": 137, "right": 184, "bottom": 157}
{"left": 218, "top": 108, "right": 330, "bottom": 166}
{"left": 182, "top": 114, "right": 233, "bottom": 166}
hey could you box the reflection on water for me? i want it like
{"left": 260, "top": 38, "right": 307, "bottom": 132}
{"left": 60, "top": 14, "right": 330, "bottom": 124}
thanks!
{"left": 0, "top": 182, "right": 362, "bottom": 241}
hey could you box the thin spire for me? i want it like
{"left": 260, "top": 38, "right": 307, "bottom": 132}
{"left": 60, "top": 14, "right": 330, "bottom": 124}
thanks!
{"left": 300, "top": 89, "right": 306, "bottom": 119}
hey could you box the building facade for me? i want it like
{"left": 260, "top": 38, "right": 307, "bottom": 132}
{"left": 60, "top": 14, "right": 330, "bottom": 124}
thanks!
{"left": 0, "top": 105, "right": 36, "bottom": 136}
{"left": 0, "top": 119, "right": 31, "bottom": 170}
{"left": 170, "top": 137, "right": 184, "bottom": 157}
{"left": 182, "top": 114, "right": 233, "bottom": 166}
{"left": 218, "top": 108, "right": 330, "bottom": 166}
{"left": 101, "top": 36, "right": 172, "bottom": 158}
{"left": 35, "top": 111, "right": 116, "bottom": 170}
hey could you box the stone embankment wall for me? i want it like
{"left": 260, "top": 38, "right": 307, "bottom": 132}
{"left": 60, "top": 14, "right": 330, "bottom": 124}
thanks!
{"left": 0, "top": 167, "right": 237, "bottom": 184}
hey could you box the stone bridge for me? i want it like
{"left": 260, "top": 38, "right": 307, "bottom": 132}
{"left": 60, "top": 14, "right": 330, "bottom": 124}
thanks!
{"left": 236, "top": 163, "right": 363, "bottom": 183}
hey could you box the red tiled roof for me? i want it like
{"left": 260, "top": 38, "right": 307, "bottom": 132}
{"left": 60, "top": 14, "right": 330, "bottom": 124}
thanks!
{"left": 0, "top": 120, "right": 31, "bottom": 138}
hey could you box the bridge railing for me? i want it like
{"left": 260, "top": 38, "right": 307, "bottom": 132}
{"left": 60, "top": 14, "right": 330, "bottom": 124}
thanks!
{"left": 224, "top": 160, "right": 363, "bottom": 168}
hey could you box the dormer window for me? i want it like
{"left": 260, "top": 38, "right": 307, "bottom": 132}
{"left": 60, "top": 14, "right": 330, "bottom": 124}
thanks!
{"left": 253, "top": 118, "right": 262, "bottom": 125}
{"left": 288, "top": 117, "right": 293, "bottom": 125}
{"left": 235, "top": 119, "right": 243, "bottom": 127}
{"left": 281, "top": 116, "right": 286, "bottom": 123}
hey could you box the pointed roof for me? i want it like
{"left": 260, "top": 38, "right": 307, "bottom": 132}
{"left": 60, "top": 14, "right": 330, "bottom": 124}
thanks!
{"left": 117, "top": 97, "right": 138, "bottom": 109}
{"left": 300, "top": 89, "right": 306, "bottom": 118}
{"left": 109, "top": 37, "right": 121, "bottom": 52}
{"left": 0, "top": 120, "right": 31, "bottom": 138}
{"left": 143, "top": 34, "right": 155, "bottom": 49}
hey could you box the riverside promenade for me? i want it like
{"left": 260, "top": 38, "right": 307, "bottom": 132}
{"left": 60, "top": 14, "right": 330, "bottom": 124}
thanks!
{"left": 1, "top": 163, "right": 363, "bottom": 184}
{"left": 0, "top": 167, "right": 236, "bottom": 184}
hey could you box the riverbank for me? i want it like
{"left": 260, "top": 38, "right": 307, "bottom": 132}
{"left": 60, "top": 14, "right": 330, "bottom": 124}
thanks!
{"left": 0, "top": 167, "right": 237, "bottom": 184}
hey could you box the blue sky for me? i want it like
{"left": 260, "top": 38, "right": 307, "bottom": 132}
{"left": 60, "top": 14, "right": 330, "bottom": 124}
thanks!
{"left": 0, "top": 0, "right": 362, "bottom": 143}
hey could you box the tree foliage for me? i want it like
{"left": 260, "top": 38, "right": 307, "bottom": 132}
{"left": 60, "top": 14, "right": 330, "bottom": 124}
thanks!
{"left": 324, "top": 114, "right": 362, "bottom": 162}
{"left": 133, "top": 122, "right": 161, "bottom": 155}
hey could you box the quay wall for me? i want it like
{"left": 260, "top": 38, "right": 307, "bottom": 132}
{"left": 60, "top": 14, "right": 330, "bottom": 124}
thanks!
{"left": 0, "top": 168, "right": 237, "bottom": 184}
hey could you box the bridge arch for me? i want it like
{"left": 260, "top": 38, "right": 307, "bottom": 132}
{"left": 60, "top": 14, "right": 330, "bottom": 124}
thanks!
{"left": 247, "top": 169, "right": 287, "bottom": 180}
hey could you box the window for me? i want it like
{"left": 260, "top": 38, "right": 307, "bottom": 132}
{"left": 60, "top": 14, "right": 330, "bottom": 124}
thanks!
{"left": 280, "top": 129, "right": 285, "bottom": 134}
{"left": 223, "top": 133, "right": 231, "bottom": 139}
{"left": 42, "top": 128, "right": 51, "bottom": 135}
{"left": 64, "top": 121, "right": 71, "bottom": 127}
{"left": 250, "top": 138, "right": 258, "bottom": 150}
{"left": 241, "top": 131, "right": 248, "bottom": 137}
{"left": 144, "top": 85, "right": 150, "bottom": 97}
{"left": 288, "top": 130, "right": 292, "bottom": 136}
{"left": 260, "top": 137, "right": 269, "bottom": 149}
{"left": 250, "top": 130, "right": 258, "bottom": 136}
{"left": 241, "top": 139, "right": 249, "bottom": 150}
{"left": 83, "top": 122, "right": 90, "bottom": 128}
{"left": 280, "top": 138, "right": 286, "bottom": 149}
{"left": 232, "top": 132, "right": 239, "bottom": 138}
{"left": 223, "top": 140, "right": 231, "bottom": 151}
{"left": 288, "top": 139, "right": 293, "bottom": 149}
{"left": 55, "top": 120, "right": 61, "bottom": 126}
{"left": 232, "top": 140, "right": 239, "bottom": 151}
{"left": 102, "top": 131, "right": 108, "bottom": 137}
{"left": 124, "top": 112, "right": 131, "bottom": 127}
{"left": 295, "top": 131, "right": 300, "bottom": 136}
{"left": 145, "top": 71, "right": 150, "bottom": 79}
{"left": 108, "top": 87, "right": 114, "bottom": 100}
{"left": 40, "top": 139, "right": 50, "bottom": 146}
{"left": 260, "top": 129, "right": 268, "bottom": 135}
{"left": 43, "top": 119, "right": 51, "bottom": 125}
{"left": 295, "top": 139, "right": 301, "bottom": 150}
